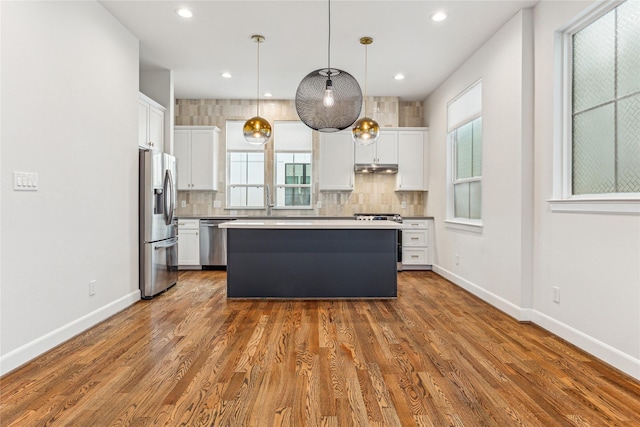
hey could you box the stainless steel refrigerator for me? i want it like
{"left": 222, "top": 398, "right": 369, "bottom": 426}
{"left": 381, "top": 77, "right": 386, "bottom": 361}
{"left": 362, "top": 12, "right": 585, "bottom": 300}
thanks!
{"left": 139, "top": 149, "right": 178, "bottom": 299}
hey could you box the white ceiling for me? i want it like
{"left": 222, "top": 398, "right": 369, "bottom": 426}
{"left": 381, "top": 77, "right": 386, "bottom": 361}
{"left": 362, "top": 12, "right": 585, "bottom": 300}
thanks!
{"left": 100, "top": 0, "right": 538, "bottom": 101}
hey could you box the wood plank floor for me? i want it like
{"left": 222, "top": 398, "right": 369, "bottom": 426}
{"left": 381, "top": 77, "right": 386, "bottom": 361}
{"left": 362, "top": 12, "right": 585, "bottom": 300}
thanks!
{"left": 1, "top": 271, "right": 639, "bottom": 426}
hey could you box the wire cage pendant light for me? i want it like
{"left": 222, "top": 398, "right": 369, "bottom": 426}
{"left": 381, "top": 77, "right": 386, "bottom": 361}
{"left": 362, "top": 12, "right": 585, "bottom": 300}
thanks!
{"left": 352, "top": 37, "right": 380, "bottom": 146}
{"left": 295, "top": 0, "right": 362, "bottom": 132}
{"left": 243, "top": 35, "right": 272, "bottom": 146}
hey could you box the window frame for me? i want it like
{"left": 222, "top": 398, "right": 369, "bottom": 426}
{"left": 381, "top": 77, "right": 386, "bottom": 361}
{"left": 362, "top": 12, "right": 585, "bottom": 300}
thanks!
{"left": 446, "top": 80, "right": 484, "bottom": 232}
{"left": 550, "top": 0, "right": 640, "bottom": 215}
{"left": 225, "top": 121, "right": 265, "bottom": 210}
{"left": 272, "top": 121, "right": 314, "bottom": 210}
{"left": 273, "top": 152, "right": 313, "bottom": 209}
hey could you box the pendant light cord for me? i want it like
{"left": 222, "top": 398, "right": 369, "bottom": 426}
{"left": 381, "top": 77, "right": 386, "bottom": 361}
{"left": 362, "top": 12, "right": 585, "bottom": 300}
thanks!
{"left": 256, "top": 38, "right": 260, "bottom": 116}
{"left": 327, "top": 0, "right": 331, "bottom": 73}
{"left": 364, "top": 43, "right": 368, "bottom": 116}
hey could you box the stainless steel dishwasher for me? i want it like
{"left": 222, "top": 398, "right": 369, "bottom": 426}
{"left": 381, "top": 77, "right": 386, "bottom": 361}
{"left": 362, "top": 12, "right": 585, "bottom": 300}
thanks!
{"left": 199, "top": 219, "right": 230, "bottom": 267}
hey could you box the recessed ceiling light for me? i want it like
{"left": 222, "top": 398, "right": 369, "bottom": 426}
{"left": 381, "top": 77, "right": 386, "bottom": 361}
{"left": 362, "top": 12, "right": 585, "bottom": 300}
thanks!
{"left": 394, "top": 74, "right": 405, "bottom": 80}
{"left": 264, "top": 92, "right": 273, "bottom": 97}
{"left": 221, "top": 72, "right": 232, "bottom": 79}
{"left": 431, "top": 12, "right": 447, "bottom": 22}
{"left": 176, "top": 8, "right": 193, "bottom": 18}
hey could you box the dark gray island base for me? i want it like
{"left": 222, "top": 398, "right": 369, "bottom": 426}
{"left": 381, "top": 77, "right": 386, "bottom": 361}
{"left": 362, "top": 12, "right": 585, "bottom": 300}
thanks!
{"left": 224, "top": 225, "right": 398, "bottom": 299}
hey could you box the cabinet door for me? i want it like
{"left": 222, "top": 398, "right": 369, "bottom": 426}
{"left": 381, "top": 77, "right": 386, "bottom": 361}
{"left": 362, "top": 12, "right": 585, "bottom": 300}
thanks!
{"left": 319, "top": 132, "right": 354, "bottom": 191}
{"left": 178, "top": 229, "right": 200, "bottom": 266}
{"left": 190, "top": 130, "right": 215, "bottom": 191}
{"left": 354, "top": 139, "right": 376, "bottom": 164}
{"left": 138, "top": 100, "right": 150, "bottom": 149}
{"left": 174, "top": 130, "right": 192, "bottom": 190}
{"left": 375, "top": 131, "right": 398, "bottom": 164}
{"left": 396, "top": 131, "right": 425, "bottom": 191}
{"left": 148, "top": 105, "right": 164, "bottom": 151}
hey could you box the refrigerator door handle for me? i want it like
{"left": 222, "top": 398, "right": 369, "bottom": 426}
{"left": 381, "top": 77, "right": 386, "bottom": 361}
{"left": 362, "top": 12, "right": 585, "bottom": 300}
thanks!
{"left": 164, "top": 170, "right": 175, "bottom": 225}
{"left": 154, "top": 240, "right": 178, "bottom": 250}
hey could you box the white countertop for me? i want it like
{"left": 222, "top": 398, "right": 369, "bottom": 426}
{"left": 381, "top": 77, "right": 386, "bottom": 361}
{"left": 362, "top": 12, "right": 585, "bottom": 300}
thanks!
{"left": 219, "top": 219, "right": 404, "bottom": 230}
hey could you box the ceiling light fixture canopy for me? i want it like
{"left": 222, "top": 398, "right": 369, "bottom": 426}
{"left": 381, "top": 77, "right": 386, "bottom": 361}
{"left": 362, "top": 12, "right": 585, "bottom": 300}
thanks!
{"left": 243, "top": 35, "right": 272, "bottom": 146}
{"left": 352, "top": 36, "right": 380, "bottom": 146}
{"left": 295, "top": 0, "right": 362, "bottom": 132}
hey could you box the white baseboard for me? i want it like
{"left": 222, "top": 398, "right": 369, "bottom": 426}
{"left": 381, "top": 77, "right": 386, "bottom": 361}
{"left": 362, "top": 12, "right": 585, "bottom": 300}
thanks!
{"left": 1, "top": 291, "right": 140, "bottom": 376}
{"left": 431, "top": 265, "right": 640, "bottom": 381}
{"left": 531, "top": 310, "right": 640, "bottom": 380}
{"left": 432, "top": 265, "right": 526, "bottom": 321}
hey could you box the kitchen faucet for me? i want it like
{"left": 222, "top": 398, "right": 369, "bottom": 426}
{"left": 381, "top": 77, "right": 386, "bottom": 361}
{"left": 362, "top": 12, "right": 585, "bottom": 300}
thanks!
{"left": 265, "top": 184, "right": 274, "bottom": 216}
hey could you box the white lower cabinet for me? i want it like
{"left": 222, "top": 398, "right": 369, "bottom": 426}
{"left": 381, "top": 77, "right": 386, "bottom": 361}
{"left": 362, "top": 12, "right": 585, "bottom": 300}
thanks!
{"left": 402, "top": 219, "right": 433, "bottom": 270}
{"left": 178, "top": 219, "right": 201, "bottom": 269}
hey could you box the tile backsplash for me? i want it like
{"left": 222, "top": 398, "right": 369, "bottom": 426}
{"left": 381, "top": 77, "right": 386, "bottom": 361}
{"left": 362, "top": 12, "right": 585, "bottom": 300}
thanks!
{"left": 175, "top": 98, "right": 426, "bottom": 217}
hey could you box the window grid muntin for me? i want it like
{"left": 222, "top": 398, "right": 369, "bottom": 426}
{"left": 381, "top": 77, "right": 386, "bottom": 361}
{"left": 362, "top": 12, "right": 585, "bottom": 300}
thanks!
{"left": 569, "top": 0, "right": 640, "bottom": 195}
{"left": 226, "top": 151, "right": 265, "bottom": 208}
{"left": 451, "top": 116, "right": 483, "bottom": 220}
{"left": 274, "top": 151, "right": 312, "bottom": 208}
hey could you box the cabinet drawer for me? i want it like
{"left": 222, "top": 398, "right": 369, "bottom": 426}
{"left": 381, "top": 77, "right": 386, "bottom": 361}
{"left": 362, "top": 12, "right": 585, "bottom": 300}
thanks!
{"left": 403, "top": 230, "right": 428, "bottom": 246}
{"left": 404, "top": 220, "right": 429, "bottom": 229}
{"left": 403, "top": 248, "right": 428, "bottom": 265}
{"left": 177, "top": 219, "right": 199, "bottom": 229}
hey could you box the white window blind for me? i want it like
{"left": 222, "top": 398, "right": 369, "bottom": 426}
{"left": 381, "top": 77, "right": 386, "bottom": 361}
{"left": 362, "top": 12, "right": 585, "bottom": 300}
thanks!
{"left": 447, "top": 81, "right": 482, "bottom": 132}
{"left": 274, "top": 121, "right": 312, "bottom": 151}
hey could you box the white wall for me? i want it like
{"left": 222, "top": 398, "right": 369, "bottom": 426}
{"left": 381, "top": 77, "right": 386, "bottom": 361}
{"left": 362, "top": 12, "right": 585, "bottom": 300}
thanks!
{"left": 425, "top": 9, "right": 535, "bottom": 318}
{"left": 0, "top": 1, "right": 140, "bottom": 374}
{"left": 531, "top": 0, "right": 639, "bottom": 379}
{"left": 425, "top": 1, "right": 639, "bottom": 380}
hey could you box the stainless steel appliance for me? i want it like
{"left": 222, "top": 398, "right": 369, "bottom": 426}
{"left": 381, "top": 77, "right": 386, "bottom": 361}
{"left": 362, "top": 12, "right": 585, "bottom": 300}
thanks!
{"left": 354, "top": 213, "right": 403, "bottom": 271}
{"left": 139, "top": 149, "right": 178, "bottom": 299}
{"left": 200, "top": 219, "right": 231, "bottom": 267}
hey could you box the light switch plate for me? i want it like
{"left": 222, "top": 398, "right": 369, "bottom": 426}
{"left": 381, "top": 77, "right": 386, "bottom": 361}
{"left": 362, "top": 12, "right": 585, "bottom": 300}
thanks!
{"left": 213, "top": 200, "right": 222, "bottom": 208}
{"left": 13, "top": 172, "right": 38, "bottom": 191}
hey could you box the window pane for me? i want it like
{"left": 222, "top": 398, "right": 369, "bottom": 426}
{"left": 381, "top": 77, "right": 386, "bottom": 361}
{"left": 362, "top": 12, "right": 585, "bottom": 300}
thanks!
{"left": 617, "top": 0, "right": 640, "bottom": 97}
{"left": 247, "top": 186, "right": 264, "bottom": 207}
{"left": 456, "top": 122, "right": 473, "bottom": 179}
{"left": 285, "top": 187, "right": 311, "bottom": 207}
{"left": 469, "top": 181, "right": 482, "bottom": 220}
{"left": 246, "top": 154, "right": 264, "bottom": 184}
{"left": 229, "top": 186, "right": 246, "bottom": 206}
{"left": 573, "top": 104, "right": 615, "bottom": 194}
{"left": 472, "top": 118, "right": 483, "bottom": 177}
{"left": 228, "top": 153, "right": 247, "bottom": 184}
{"left": 617, "top": 94, "right": 640, "bottom": 193}
{"left": 572, "top": 8, "right": 615, "bottom": 113}
{"left": 454, "top": 182, "right": 470, "bottom": 219}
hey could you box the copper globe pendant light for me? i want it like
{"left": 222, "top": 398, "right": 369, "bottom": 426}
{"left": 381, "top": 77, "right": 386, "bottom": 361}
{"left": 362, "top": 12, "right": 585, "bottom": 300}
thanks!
{"left": 352, "top": 37, "right": 380, "bottom": 146}
{"left": 295, "top": 0, "right": 362, "bottom": 132}
{"left": 243, "top": 35, "right": 272, "bottom": 146}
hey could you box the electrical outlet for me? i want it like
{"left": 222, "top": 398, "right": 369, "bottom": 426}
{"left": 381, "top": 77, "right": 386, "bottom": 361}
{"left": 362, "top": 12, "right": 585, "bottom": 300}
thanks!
{"left": 455, "top": 254, "right": 459, "bottom": 265}
{"left": 181, "top": 200, "right": 187, "bottom": 208}
{"left": 213, "top": 200, "right": 222, "bottom": 208}
{"left": 89, "top": 280, "right": 96, "bottom": 296}
{"left": 552, "top": 286, "right": 560, "bottom": 303}
{"left": 316, "top": 200, "right": 322, "bottom": 209}
{"left": 401, "top": 201, "right": 407, "bottom": 209}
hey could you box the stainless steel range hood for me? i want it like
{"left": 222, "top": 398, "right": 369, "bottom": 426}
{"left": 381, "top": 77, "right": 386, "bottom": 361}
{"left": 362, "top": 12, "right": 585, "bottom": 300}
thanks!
{"left": 354, "top": 163, "right": 398, "bottom": 174}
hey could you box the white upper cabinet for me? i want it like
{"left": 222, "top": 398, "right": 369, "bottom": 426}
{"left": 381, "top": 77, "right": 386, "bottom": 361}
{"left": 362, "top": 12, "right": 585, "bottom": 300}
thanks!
{"left": 319, "top": 131, "right": 354, "bottom": 191}
{"left": 396, "top": 129, "right": 429, "bottom": 191}
{"left": 354, "top": 130, "right": 398, "bottom": 164}
{"left": 174, "top": 126, "right": 220, "bottom": 191}
{"left": 138, "top": 92, "right": 165, "bottom": 150}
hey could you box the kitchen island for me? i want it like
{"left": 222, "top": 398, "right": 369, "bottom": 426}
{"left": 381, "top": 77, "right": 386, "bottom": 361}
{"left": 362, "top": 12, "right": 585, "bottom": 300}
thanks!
{"left": 219, "top": 219, "right": 402, "bottom": 298}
